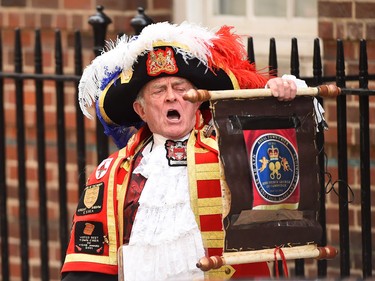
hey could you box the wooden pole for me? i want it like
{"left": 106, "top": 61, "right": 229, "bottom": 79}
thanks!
{"left": 183, "top": 84, "right": 341, "bottom": 103}
{"left": 196, "top": 245, "right": 338, "bottom": 271}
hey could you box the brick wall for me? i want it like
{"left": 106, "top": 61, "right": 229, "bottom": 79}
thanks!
{"left": 1, "top": 0, "right": 374, "bottom": 280}
{"left": 0, "top": 1, "right": 172, "bottom": 280}
{"left": 0, "top": 0, "right": 172, "bottom": 71}
{"left": 317, "top": 0, "right": 375, "bottom": 278}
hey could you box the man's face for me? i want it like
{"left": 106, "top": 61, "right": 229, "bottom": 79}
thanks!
{"left": 133, "top": 76, "right": 201, "bottom": 140}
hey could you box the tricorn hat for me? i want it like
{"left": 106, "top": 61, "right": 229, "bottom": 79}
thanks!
{"left": 78, "top": 22, "right": 269, "bottom": 147}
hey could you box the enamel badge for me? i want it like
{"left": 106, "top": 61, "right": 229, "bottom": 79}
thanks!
{"left": 165, "top": 139, "right": 187, "bottom": 166}
{"left": 76, "top": 182, "right": 104, "bottom": 216}
{"left": 243, "top": 129, "right": 300, "bottom": 209}
{"left": 95, "top": 158, "right": 113, "bottom": 180}
{"left": 251, "top": 133, "right": 299, "bottom": 203}
{"left": 147, "top": 47, "right": 178, "bottom": 76}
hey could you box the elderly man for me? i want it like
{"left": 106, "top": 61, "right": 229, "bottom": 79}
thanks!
{"left": 61, "top": 22, "right": 296, "bottom": 281}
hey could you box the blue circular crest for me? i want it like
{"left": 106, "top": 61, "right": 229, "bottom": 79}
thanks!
{"left": 250, "top": 133, "right": 299, "bottom": 203}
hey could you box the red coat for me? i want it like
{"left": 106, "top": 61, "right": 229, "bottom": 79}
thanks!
{"left": 61, "top": 125, "right": 270, "bottom": 279}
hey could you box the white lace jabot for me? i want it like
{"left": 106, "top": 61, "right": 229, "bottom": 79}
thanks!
{"left": 121, "top": 134, "right": 205, "bottom": 281}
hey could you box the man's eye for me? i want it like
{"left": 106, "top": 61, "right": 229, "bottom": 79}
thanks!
{"left": 152, "top": 89, "right": 163, "bottom": 95}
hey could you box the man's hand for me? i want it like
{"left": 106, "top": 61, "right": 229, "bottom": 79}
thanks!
{"left": 266, "top": 77, "right": 297, "bottom": 101}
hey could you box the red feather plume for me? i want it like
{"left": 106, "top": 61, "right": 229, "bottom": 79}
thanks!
{"left": 208, "top": 26, "right": 270, "bottom": 89}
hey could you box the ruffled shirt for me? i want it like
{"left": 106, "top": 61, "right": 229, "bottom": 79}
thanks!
{"left": 121, "top": 133, "right": 205, "bottom": 281}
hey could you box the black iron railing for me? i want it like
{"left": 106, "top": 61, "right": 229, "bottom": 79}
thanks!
{"left": 0, "top": 6, "right": 373, "bottom": 281}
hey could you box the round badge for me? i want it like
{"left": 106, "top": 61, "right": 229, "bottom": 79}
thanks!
{"left": 250, "top": 133, "right": 299, "bottom": 203}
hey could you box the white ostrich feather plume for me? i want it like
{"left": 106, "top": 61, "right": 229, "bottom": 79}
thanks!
{"left": 78, "top": 21, "right": 218, "bottom": 119}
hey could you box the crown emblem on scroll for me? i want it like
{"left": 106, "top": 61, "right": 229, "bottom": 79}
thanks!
{"left": 147, "top": 47, "right": 178, "bottom": 76}
{"left": 268, "top": 145, "right": 279, "bottom": 160}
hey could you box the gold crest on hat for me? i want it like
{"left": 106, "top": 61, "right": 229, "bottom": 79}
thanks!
{"left": 147, "top": 47, "right": 178, "bottom": 76}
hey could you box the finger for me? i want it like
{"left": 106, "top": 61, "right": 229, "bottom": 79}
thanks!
{"left": 282, "top": 79, "right": 299, "bottom": 101}
{"left": 267, "top": 78, "right": 295, "bottom": 101}
{"left": 276, "top": 79, "right": 288, "bottom": 100}
{"left": 284, "top": 80, "right": 298, "bottom": 100}
{"left": 289, "top": 80, "right": 297, "bottom": 99}
{"left": 267, "top": 78, "right": 282, "bottom": 98}
{"left": 280, "top": 80, "right": 290, "bottom": 100}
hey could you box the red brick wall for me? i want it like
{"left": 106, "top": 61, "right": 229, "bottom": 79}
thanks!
{"left": 318, "top": 0, "right": 375, "bottom": 278}
{"left": 0, "top": 1, "right": 172, "bottom": 280}
{"left": 1, "top": 0, "right": 374, "bottom": 280}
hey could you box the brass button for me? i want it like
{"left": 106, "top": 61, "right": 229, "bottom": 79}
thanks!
{"left": 225, "top": 267, "right": 231, "bottom": 275}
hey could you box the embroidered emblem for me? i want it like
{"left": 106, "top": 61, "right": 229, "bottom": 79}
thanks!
{"left": 84, "top": 184, "right": 100, "bottom": 208}
{"left": 83, "top": 222, "right": 95, "bottom": 235}
{"left": 147, "top": 47, "right": 178, "bottom": 76}
{"left": 250, "top": 133, "right": 299, "bottom": 203}
{"left": 74, "top": 221, "right": 104, "bottom": 254}
{"left": 95, "top": 158, "right": 113, "bottom": 179}
{"left": 76, "top": 182, "right": 104, "bottom": 216}
{"left": 165, "top": 139, "right": 187, "bottom": 166}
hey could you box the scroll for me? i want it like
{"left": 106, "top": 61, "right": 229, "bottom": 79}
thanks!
{"left": 186, "top": 86, "right": 339, "bottom": 270}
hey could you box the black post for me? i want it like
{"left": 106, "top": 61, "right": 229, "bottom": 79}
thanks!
{"left": 335, "top": 39, "right": 350, "bottom": 278}
{"left": 313, "top": 38, "right": 328, "bottom": 278}
{"left": 0, "top": 29, "right": 10, "bottom": 281}
{"left": 290, "top": 38, "right": 300, "bottom": 78}
{"left": 312, "top": 38, "right": 323, "bottom": 86}
{"left": 55, "top": 29, "right": 69, "bottom": 264}
{"left": 74, "top": 30, "right": 87, "bottom": 199}
{"left": 268, "top": 38, "right": 278, "bottom": 77}
{"left": 247, "top": 37, "right": 255, "bottom": 64}
{"left": 130, "top": 7, "right": 154, "bottom": 35}
{"left": 15, "top": 28, "right": 30, "bottom": 281}
{"left": 290, "top": 37, "right": 305, "bottom": 277}
{"left": 89, "top": 6, "right": 112, "bottom": 163}
{"left": 358, "top": 39, "right": 372, "bottom": 279}
{"left": 34, "top": 29, "right": 50, "bottom": 281}
{"left": 89, "top": 5, "right": 112, "bottom": 56}
{"left": 268, "top": 36, "right": 283, "bottom": 277}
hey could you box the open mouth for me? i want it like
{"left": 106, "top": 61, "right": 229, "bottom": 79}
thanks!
{"left": 167, "top": 109, "right": 181, "bottom": 120}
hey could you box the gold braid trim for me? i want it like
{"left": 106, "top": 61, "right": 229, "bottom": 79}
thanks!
{"left": 187, "top": 129, "right": 235, "bottom": 279}
{"left": 187, "top": 132, "right": 200, "bottom": 229}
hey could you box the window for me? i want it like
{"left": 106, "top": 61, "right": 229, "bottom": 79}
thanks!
{"left": 254, "top": 0, "right": 287, "bottom": 17}
{"left": 207, "top": 0, "right": 317, "bottom": 36}
{"left": 213, "top": 0, "right": 246, "bottom": 16}
{"left": 208, "top": 0, "right": 318, "bottom": 76}
{"left": 214, "top": 0, "right": 317, "bottom": 18}
{"left": 173, "top": 0, "right": 318, "bottom": 76}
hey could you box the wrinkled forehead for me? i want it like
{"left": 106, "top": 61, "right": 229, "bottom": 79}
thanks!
{"left": 139, "top": 76, "right": 195, "bottom": 96}
{"left": 148, "top": 76, "right": 194, "bottom": 89}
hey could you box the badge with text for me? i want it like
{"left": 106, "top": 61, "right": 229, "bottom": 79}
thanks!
{"left": 244, "top": 129, "right": 300, "bottom": 209}
{"left": 76, "top": 183, "right": 104, "bottom": 216}
{"left": 74, "top": 221, "right": 105, "bottom": 255}
{"left": 165, "top": 139, "right": 187, "bottom": 166}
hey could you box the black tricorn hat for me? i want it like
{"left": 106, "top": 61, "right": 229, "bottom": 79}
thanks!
{"left": 78, "top": 22, "right": 268, "bottom": 144}
{"left": 98, "top": 45, "right": 238, "bottom": 125}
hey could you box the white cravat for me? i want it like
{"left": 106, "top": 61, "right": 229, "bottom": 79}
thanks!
{"left": 121, "top": 134, "right": 205, "bottom": 281}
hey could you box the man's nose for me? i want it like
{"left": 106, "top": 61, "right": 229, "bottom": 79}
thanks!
{"left": 165, "top": 87, "right": 177, "bottom": 101}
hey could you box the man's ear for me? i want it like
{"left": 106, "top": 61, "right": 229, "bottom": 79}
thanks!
{"left": 133, "top": 101, "right": 146, "bottom": 122}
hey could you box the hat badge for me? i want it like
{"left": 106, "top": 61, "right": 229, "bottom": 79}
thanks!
{"left": 147, "top": 47, "right": 178, "bottom": 76}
